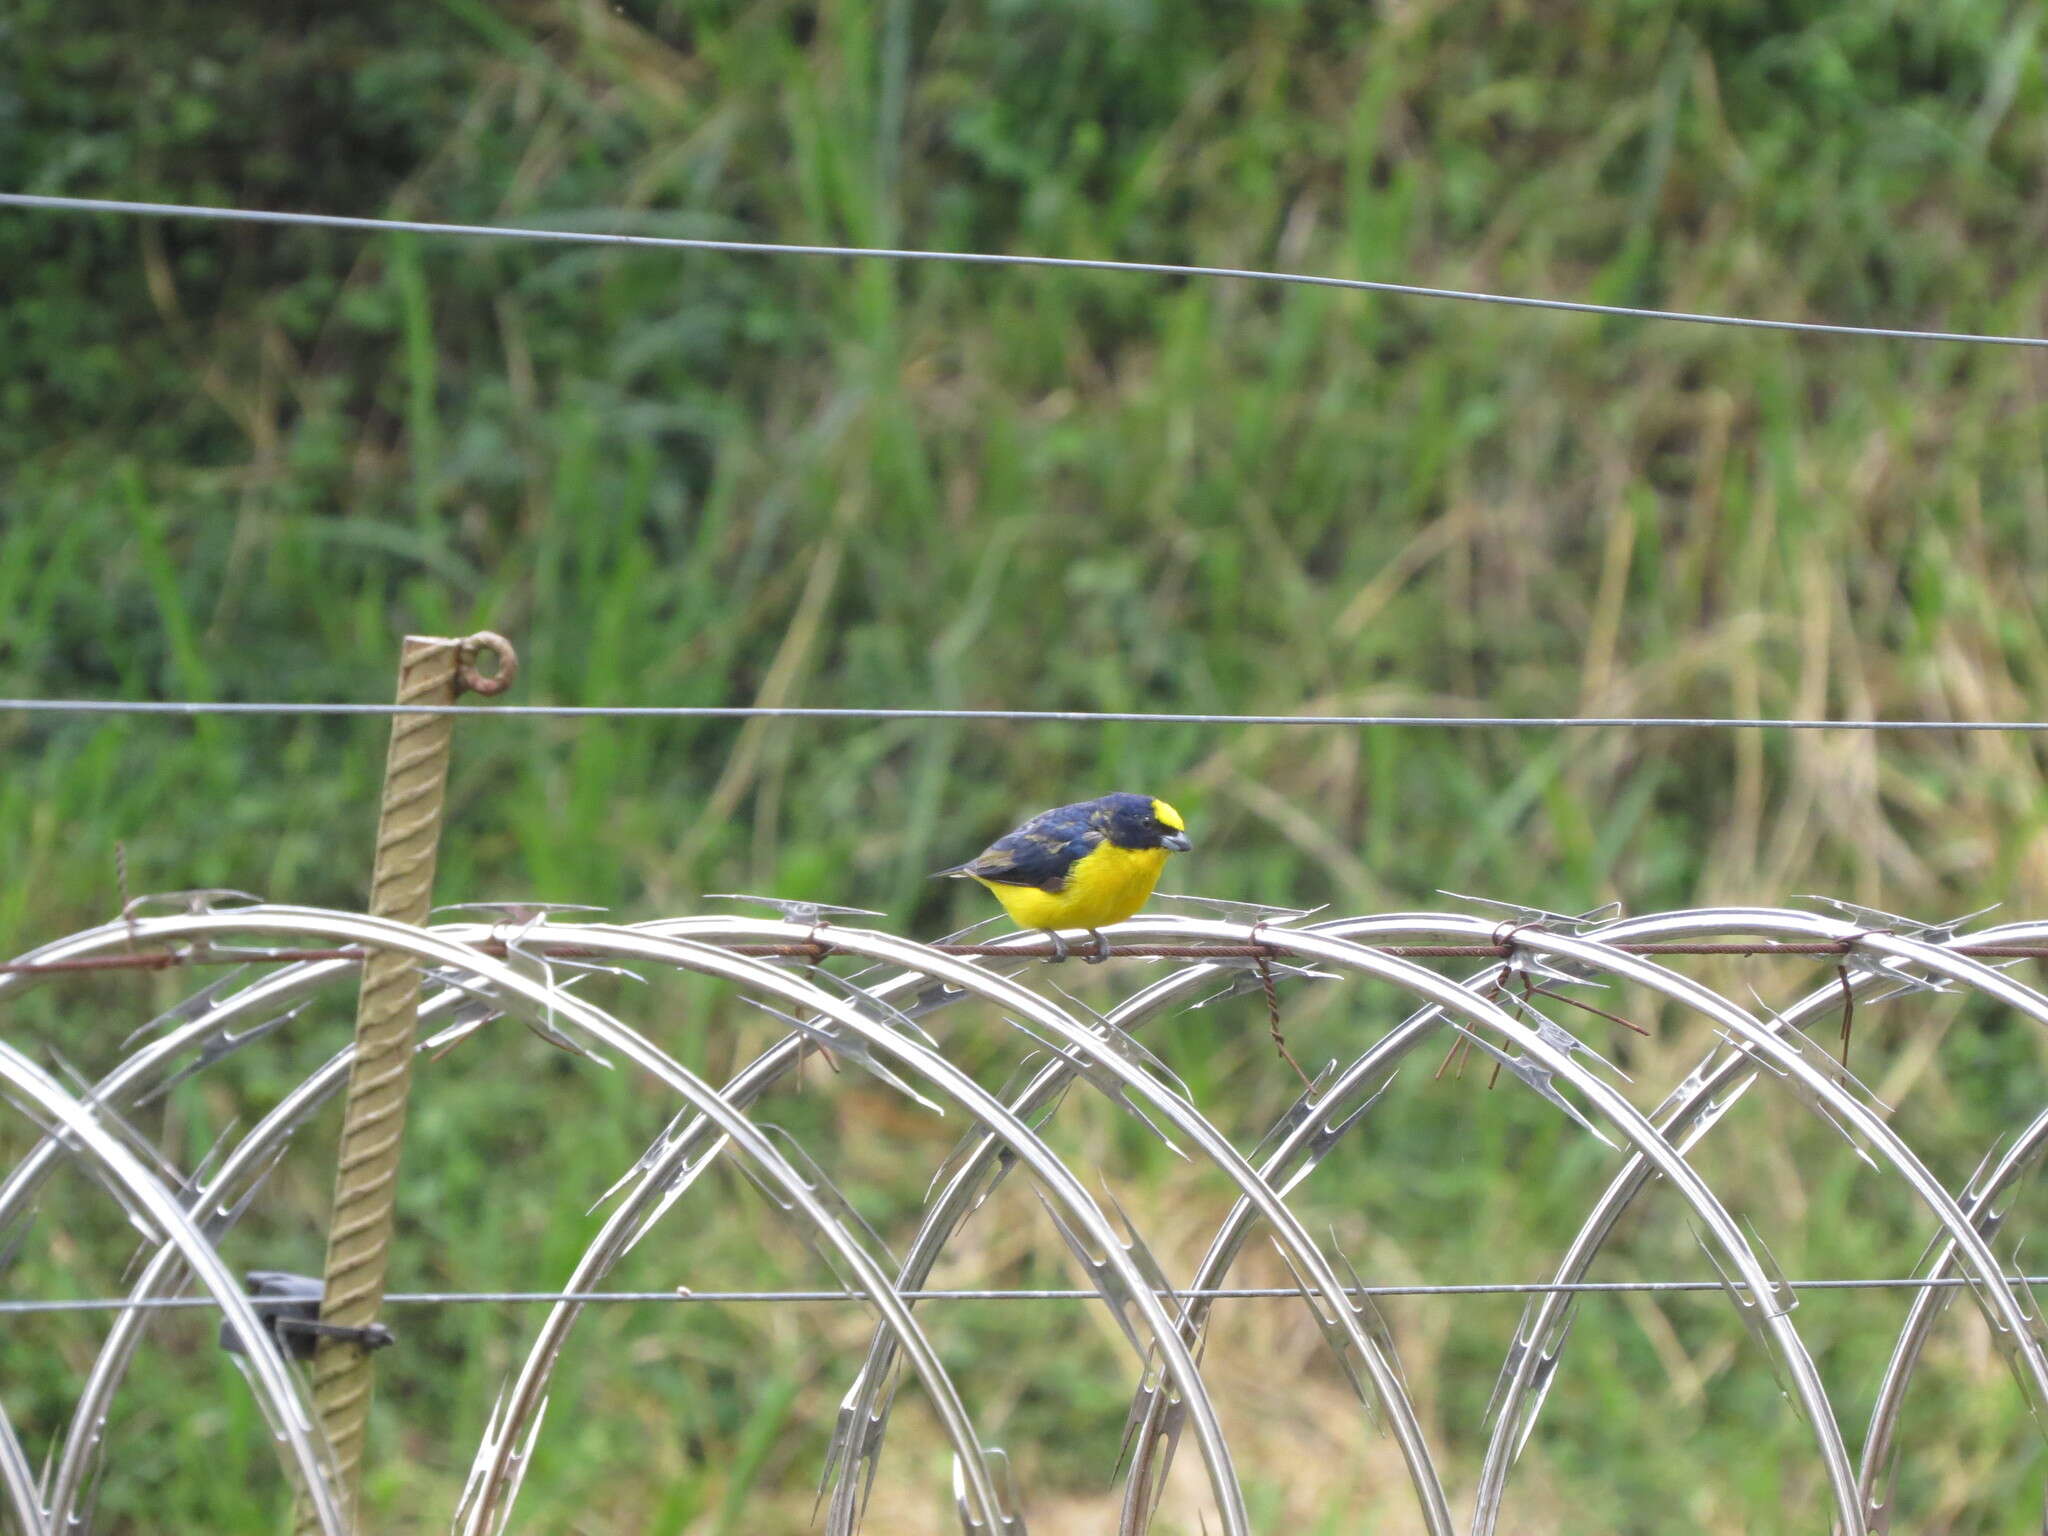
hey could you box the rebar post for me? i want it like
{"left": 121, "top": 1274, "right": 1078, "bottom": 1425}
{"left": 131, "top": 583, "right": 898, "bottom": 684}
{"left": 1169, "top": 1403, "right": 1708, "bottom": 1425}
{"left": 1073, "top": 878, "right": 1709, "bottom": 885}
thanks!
{"left": 299, "top": 631, "right": 515, "bottom": 1532}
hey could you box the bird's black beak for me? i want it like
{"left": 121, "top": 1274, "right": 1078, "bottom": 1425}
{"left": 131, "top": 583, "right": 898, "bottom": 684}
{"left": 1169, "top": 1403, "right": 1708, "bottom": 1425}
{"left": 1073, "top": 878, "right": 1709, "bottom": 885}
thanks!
{"left": 1162, "top": 832, "right": 1192, "bottom": 852}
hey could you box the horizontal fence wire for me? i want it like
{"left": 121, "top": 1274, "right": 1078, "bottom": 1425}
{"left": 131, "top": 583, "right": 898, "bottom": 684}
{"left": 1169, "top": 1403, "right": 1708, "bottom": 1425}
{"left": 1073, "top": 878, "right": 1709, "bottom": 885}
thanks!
{"left": 4, "top": 1275, "right": 2044, "bottom": 1317}
{"left": 6, "top": 201, "right": 2043, "bottom": 731}
{"left": 4, "top": 193, "right": 2046, "bottom": 350}
{"left": 6, "top": 698, "right": 2048, "bottom": 731}
{"left": 9, "top": 938, "right": 2048, "bottom": 977}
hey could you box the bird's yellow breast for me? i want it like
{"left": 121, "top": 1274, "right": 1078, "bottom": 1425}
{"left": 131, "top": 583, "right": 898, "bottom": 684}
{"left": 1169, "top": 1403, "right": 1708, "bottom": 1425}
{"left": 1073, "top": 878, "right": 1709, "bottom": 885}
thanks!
{"left": 975, "top": 842, "right": 1169, "bottom": 932}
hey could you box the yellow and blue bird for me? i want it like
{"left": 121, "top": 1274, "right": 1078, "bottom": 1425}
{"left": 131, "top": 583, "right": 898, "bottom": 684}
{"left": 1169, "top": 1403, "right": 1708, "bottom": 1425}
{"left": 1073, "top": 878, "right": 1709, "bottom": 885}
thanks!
{"left": 933, "top": 792, "right": 1192, "bottom": 961}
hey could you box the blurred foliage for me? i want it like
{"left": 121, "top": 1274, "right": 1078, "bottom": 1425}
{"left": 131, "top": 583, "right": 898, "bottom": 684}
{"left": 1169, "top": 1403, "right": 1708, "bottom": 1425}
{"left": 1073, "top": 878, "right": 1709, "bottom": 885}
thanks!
{"left": 4, "top": 0, "right": 2048, "bottom": 1530}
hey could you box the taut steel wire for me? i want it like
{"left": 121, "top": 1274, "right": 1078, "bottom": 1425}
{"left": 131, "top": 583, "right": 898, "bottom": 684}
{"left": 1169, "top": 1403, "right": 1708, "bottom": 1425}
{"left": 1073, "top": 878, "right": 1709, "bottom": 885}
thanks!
{"left": 2, "top": 1273, "right": 2041, "bottom": 1318}
{"left": 4, "top": 193, "right": 2043, "bottom": 349}
{"left": 5, "top": 696, "right": 2048, "bottom": 730}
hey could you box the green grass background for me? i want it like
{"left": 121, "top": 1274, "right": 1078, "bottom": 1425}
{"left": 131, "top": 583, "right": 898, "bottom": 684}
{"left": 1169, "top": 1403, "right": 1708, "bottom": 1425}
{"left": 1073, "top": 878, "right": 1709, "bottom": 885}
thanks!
{"left": 5, "top": 0, "right": 2048, "bottom": 1530}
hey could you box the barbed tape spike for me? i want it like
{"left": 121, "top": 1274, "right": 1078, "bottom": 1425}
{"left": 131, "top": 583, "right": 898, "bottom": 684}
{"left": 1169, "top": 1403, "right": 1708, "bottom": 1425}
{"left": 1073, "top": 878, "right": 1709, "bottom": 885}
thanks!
{"left": 1501, "top": 948, "right": 1611, "bottom": 989}
{"left": 1264, "top": 1236, "right": 1379, "bottom": 1426}
{"left": 818, "top": 1356, "right": 901, "bottom": 1531}
{"left": 44, "top": 1048, "right": 195, "bottom": 1199}
{"left": 589, "top": 1104, "right": 697, "bottom": 1215}
{"left": 118, "top": 966, "right": 256, "bottom": 1049}
{"left": 201, "top": 1145, "right": 288, "bottom": 1243}
{"left": 702, "top": 893, "right": 888, "bottom": 923}
{"left": 1117, "top": 1337, "right": 1195, "bottom": 1536}
{"left": 951, "top": 1444, "right": 1026, "bottom": 1535}
{"left": 505, "top": 937, "right": 647, "bottom": 988}
{"left": 1027, "top": 1184, "right": 1156, "bottom": 1355}
{"left": 422, "top": 997, "right": 501, "bottom": 1058}
{"left": 818, "top": 912, "right": 1017, "bottom": 1001}
{"left": 1961, "top": 1131, "right": 2016, "bottom": 1208}
{"left": 430, "top": 961, "right": 612, "bottom": 1066}
{"left": 1247, "top": 1060, "right": 1342, "bottom": 1164}
{"left": 1652, "top": 1041, "right": 1745, "bottom": 1123}
{"left": 1734, "top": 991, "right": 1891, "bottom": 1169}
{"left": 1925, "top": 901, "right": 2004, "bottom": 940}
{"left": 1044, "top": 979, "right": 1198, "bottom": 1103}
{"left": 484, "top": 1392, "right": 549, "bottom": 1536}
{"left": 1977, "top": 1137, "right": 2048, "bottom": 1231}
{"left": 615, "top": 1137, "right": 730, "bottom": 1262}
{"left": 2002, "top": 1234, "right": 2044, "bottom": 1330}
{"left": 737, "top": 996, "right": 946, "bottom": 1116}
{"left": 1710, "top": 1026, "right": 1792, "bottom": 1078}
{"left": 164, "top": 1112, "right": 245, "bottom": 1216}
{"left": 1757, "top": 997, "right": 1896, "bottom": 1115}
{"left": 453, "top": 1384, "right": 510, "bottom": 1534}
{"left": 1845, "top": 954, "right": 1958, "bottom": 999}
{"left": 1185, "top": 963, "right": 1336, "bottom": 1012}
{"left": 1685, "top": 1218, "right": 1796, "bottom": 1402}
{"left": 1001, "top": 1017, "right": 1190, "bottom": 1161}
{"left": 1497, "top": 996, "right": 1633, "bottom": 1082}
{"left": 1328, "top": 1229, "right": 1406, "bottom": 1388}
{"left": 132, "top": 1000, "right": 312, "bottom": 1109}
{"left": 1483, "top": 1292, "right": 1575, "bottom": 1438}
{"left": 1444, "top": 1023, "right": 1618, "bottom": 1149}
{"left": 806, "top": 968, "right": 942, "bottom": 1052}
{"left": 1866, "top": 1443, "right": 1903, "bottom": 1535}
{"left": 1669, "top": 1074, "right": 1759, "bottom": 1157}
{"left": 502, "top": 913, "right": 639, "bottom": 1058}
{"left": 1096, "top": 1178, "right": 1191, "bottom": 1337}
{"left": 1114, "top": 1345, "right": 1172, "bottom": 1471}
{"left": 119, "top": 887, "right": 266, "bottom": 920}
{"left": 1508, "top": 1297, "right": 1581, "bottom": 1462}
{"left": 1795, "top": 893, "right": 2003, "bottom": 943}
{"left": 757, "top": 1122, "right": 900, "bottom": 1272}
{"left": 432, "top": 901, "right": 609, "bottom": 919}
{"left": 1155, "top": 893, "right": 1325, "bottom": 923}
{"left": 1436, "top": 891, "right": 1621, "bottom": 932}
{"left": 1741, "top": 1217, "right": 1799, "bottom": 1319}
{"left": 1276, "top": 1070, "right": 1401, "bottom": 1201}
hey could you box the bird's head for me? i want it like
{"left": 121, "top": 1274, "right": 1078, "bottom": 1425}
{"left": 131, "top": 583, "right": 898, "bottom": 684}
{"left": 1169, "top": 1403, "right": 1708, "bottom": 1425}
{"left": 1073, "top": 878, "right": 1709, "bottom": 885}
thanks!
{"left": 1100, "top": 792, "right": 1192, "bottom": 853}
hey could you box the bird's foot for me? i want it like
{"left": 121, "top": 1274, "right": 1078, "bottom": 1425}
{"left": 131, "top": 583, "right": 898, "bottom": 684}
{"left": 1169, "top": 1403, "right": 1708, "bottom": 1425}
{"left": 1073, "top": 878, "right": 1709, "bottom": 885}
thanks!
{"left": 1044, "top": 930, "right": 1070, "bottom": 963}
{"left": 1083, "top": 930, "right": 1112, "bottom": 964}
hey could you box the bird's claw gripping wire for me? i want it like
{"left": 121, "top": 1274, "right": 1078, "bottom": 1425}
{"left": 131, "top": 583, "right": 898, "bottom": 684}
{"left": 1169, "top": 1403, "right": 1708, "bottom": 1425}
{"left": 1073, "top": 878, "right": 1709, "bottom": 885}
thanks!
{"left": 1084, "top": 931, "right": 1112, "bottom": 964}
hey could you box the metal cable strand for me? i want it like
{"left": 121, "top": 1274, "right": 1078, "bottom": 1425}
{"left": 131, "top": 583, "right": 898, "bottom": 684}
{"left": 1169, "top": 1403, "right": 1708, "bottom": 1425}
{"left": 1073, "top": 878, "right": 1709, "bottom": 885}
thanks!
{"left": 3, "top": 1274, "right": 2040, "bottom": 1317}
{"left": 3, "top": 193, "right": 2044, "bottom": 348}
{"left": 7, "top": 696, "right": 2048, "bottom": 729}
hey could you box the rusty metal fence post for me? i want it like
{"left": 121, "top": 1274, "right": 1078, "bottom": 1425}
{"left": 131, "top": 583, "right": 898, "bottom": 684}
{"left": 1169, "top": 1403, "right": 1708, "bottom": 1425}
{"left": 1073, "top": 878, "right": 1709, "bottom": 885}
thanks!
{"left": 298, "top": 631, "right": 516, "bottom": 1532}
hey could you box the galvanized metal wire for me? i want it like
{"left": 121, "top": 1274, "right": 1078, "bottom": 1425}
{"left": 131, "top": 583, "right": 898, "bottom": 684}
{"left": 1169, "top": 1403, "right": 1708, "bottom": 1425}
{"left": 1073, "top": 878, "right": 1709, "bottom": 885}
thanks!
{"left": 2, "top": 1273, "right": 2042, "bottom": 1318}
{"left": 5, "top": 193, "right": 2043, "bottom": 349}
{"left": 6, "top": 696, "right": 2048, "bottom": 730}
{"left": 7, "top": 899, "right": 2048, "bottom": 1536}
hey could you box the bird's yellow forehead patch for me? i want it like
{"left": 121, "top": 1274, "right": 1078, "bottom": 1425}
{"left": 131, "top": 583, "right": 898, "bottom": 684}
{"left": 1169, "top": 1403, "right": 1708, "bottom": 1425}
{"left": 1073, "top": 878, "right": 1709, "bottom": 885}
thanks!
{"left": 1151, "top": 799, "right": 1185, "bottom": 832}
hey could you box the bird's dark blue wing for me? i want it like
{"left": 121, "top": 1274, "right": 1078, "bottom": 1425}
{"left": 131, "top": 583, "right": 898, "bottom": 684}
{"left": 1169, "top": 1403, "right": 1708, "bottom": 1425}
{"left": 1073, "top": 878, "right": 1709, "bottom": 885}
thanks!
{"left": 950, "top": 802, "right": 1105, "bottom": 891}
